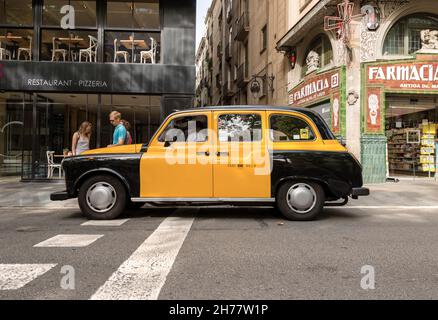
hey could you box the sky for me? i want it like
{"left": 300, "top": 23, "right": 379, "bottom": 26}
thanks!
{"left": 196, "top": 0, "right": 212, "bottom": 50}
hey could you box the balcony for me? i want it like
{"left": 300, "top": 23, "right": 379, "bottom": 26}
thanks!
{"left": 217, "top": 44, "right": 223, "bottom": 59}
{"left": 223, "top": 81, "right": 234, "bottom": 98}
{"left": 225, "top": 43, "right": 232, "bottom": 61}
{"left": 234, "top": 12, "right": 249, "bottom": 41}
{"left": 226, "top": 6, "right": 233, "bottom": 23}
{"left": 236, "top": 63, "right": 249, "bottom": 87}
{"left": 216, "top": 74, "right": 222, "bottom": 90}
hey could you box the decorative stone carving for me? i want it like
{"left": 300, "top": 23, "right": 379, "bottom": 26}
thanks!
{"left": 335, "top": 40, "right": 347, "bottom": 65}
{"left": 347, "top": 90, "right": 359, "bottom": 106}
{"left": 360, "top": 25, "right": 378, "bottom": 62}
{"left": 420, "top": 29, "right": 438, "bottom": 50}
{"left": 306, "top": 50, "right": 320, "bottom": 74}
{"left": 368, "top": 94, "right": 380, "bottom": 126}
{"left": 380, "top": 0, "right": 410, "bottom": 19}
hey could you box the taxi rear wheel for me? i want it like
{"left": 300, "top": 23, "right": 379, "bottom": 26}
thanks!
{"left": 276, "top": 180, "right": 325, "bottom": 221}
{"left": 78, "top": 175, "right": 127, "bottom": 220}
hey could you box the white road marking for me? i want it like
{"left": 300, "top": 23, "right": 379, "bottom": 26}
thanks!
{"left": 81, "top": 219, "right": 130, "bottom": 227}
{"left": 372, "top": 213, "right": 427, "bottom": 223}
{"left": 34, "top": 234, "right": 104, "bottom": 248}
{"left": 90, "top": 212, "right": 195, "bottom": 300}
{"left": 0, "top": 264, "right": 57, "bottom": 290}
{"left": 335, "top": 206, "right": 438, "bottom": 210}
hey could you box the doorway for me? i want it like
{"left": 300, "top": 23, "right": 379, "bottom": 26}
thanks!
{"left": 386, "top": 94, "right": 438, "bottom": 180}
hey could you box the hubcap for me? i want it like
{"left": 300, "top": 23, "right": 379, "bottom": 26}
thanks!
{"left": 286, "top": 183, "right": 317, "bottom": 214}
{"left": 86, "top": 182, "right": 117, "bottom": 213}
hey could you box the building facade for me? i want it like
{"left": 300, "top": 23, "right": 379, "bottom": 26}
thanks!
{"left": 0, "top": 0, "right": 196, "bottom": 181}
{"left": 277, "top": 0, "right": 438, "bottom": 183}
{"left": 196, "top": 0, "right": 290, "bottom": 107}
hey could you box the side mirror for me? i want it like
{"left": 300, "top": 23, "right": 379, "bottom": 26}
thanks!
{"left": 338, "top": 137, "right": 347, "bottom": 147}
{"left": 164, "top": 136, "right": 178, "bottom": 148}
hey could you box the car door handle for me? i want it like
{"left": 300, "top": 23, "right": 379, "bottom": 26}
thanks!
{"left": 216, "top": 152, "right": 229, "bottom": 157}
{"left": 197, "top": 151, "right": 210, "bottom": 156}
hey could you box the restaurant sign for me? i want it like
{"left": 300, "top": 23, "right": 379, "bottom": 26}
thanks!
{"left": 289, "top": 69, "right": 340, "bottom": 106}
{"left": 368, "top": 62, "right": 438, "bottom": 90}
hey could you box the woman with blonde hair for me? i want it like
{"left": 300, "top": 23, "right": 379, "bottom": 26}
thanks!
{"left": 72, "top": 121, "right": 92, "bottom": 156}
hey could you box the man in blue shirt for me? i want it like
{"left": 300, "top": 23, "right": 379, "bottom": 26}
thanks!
{"left": 108, "top": 111, "right": 127, "bottom": 147}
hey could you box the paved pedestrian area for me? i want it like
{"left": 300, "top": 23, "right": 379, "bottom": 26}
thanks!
{"left": 0, "top": 178, "right": 438, "bottom": 299}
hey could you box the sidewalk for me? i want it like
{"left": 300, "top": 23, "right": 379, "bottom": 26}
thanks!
{"left": 0, "top": 177, "right": 437, "bottom": 208}
{"left": 0, "top": 178, "right": 77, "bottom": 208}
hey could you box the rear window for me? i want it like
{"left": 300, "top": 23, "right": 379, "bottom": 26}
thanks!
{"left": 269, "top": 115, "right": 315, "bottom": 141}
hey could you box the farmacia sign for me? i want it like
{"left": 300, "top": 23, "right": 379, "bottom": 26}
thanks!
{"left": 368, "top": 62, "right": 438, "bottom": 90}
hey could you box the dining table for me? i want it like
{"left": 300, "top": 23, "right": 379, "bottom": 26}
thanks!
{"left": 0, "top": 36, "right": 23, "bottom": 59}
{"left": 119, "top": 39, "right": 149, "bottom": 63}
{"left": 57, "top": 37, "right": 85, "bottom": 61}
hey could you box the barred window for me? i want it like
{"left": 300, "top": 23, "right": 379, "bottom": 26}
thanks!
{"left": 383, "top": 13, "right": 438, "bottom": 56}
{"left": 302, "top": 34, "right": 333, "bottom": 76}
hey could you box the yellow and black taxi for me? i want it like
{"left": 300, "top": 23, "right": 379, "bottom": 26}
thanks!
{"left": 51, "top": 106, "right": 369, "bottom": 221}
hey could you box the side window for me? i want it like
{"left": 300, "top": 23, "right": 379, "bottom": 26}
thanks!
{"left": 158, "top": 115, "right": 209, "bottom": 143}
{"left": 218, "top": 113, "right": 262, "bottom": 142}
{"left": 270, "top": 115, "right": 316, "bottom": 141}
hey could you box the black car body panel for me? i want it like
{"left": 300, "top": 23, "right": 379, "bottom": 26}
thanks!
{"left": 62, "top": 154, "right": 142, "bottom": 198}
{"left": 271, "top": 151, "right": 363, "bottom": 198}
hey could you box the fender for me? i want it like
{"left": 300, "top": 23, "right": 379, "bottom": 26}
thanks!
{"left": 73, "top": 168, "right": 132, "bottom": 197}
{"left": 272, "top": 175, "right": 349, "bottom": 199}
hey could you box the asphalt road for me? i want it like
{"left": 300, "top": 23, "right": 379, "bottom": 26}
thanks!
{"left": 1, "top": 194, "right": 438, "bottom": 300}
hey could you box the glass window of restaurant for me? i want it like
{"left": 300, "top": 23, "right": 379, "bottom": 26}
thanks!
{"left": 0, "top": 0, "right": 33, "bottom": 61}
{"left": 0, "top": 91, "right": 161, "bottom": 180}
{"left": 41, "top": 0, "right": 97, "bottom": 61}
{"left": 105, "top": 0, "right": 161, "bottom": 64}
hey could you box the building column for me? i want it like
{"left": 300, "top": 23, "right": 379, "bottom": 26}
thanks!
{"left": 344, "top": 0, "right": 362, "bottom": 162}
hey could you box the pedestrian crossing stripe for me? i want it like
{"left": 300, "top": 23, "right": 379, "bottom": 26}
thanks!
{"left": 81, "top": 219, "right": 130, "bottom": 227}
{"left": 0, "top": 264, "right": 57, "bottom": 290}
{"left": 34, "top": 234, "right": 104, "bottom": 248}
{"left": 91, "top": 212, "right": 195, "bottom": 300}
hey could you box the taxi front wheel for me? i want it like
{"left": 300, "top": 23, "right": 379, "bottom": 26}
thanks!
{"left": 276, "top": 181, "right": 325, "bottom": 221}
{"left": 78, "top": 175, "right": 127, "bottom": 220}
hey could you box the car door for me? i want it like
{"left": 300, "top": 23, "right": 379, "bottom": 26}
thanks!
{"left": 139, "top": 111, "right": 213, "bottom": 198}
{"left": 212, "top": 111, "right": 271, "bottom": 199}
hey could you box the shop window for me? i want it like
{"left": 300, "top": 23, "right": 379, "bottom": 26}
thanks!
{"left": 40, "top": 29, "right": 97, "bottom": 61}
{"left": 104, "top": 31, "right": 160, "bottom": 63}
{"left": 107, "top": 0, "right": 160, "bottom": 30}
{"left": 270, "top": 115, "right": 315, "bottom": 141}
{"left": 0, "top": 28, "right": 33, "bottom": 60}
{"left": 302, "top": 34, "right": 333, "bottom": 76}
{"left": 43, "top": 0, "right": 97, "bottom": 28}
{"left": 383, "top": 13, "right": 438, "bottom": 56}
{"left": 41, "top": 1, "right": 98, "bottom": 62}
{"left": 0, "top": 0, "right": 33, "bottom": 26}
{"left": 103, "top": 95, "right": 161, "bottom": 145}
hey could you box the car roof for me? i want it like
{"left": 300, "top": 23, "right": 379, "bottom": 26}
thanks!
{"left": 173, "top": 105, "right": 319, "bottom": 115}
{"left": 169, "top": 105, "right": 335, "bottom": 141}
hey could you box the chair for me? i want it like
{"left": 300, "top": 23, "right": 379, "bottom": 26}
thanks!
{"left": 79, "top": 35, "right": 98, "bottom": 62}
{"left": 51, "top": 37, "right": 67, "bottom": 62}
{"left": 140, "top": 37, "right": 157, "bottom": 64}
{"left": 18, "top": 36, "right": 32, "bottom": 60}
{"left": 47, "top": 151, "right": 62, "bottom": 179}
{"left": 113, "top": 38, "right": 129, "bottom": 63}
{"left": 0, "top": 47, "right": 11, "bottom": 60}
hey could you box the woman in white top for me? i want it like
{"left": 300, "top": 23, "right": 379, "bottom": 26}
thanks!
{"left": 72, "top": 121, "right": 92, "bottom": 156}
